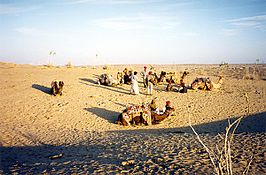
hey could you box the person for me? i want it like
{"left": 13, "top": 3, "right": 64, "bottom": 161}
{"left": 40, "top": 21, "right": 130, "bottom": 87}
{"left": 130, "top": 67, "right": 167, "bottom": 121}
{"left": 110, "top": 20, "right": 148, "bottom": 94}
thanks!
{"left": 166, "top": 76, "right": 175, "bottom": 91}
{"left": 123, "top": 68, "right": 131, "bottom": 84}
{"left": 162, "top": 101, "right": 174, "bottom": 113}
{"left": 130, "top": 71, "right": 139, "bottom": 95}
{"left": 147, "top": 71, "right": 155, "bottom": 95}
{"left": 140, "top": 66, "right": 148, "bottom": 88}
{"left": 149, "top": 98, "right": 160, "bottom": 114}
{"left": 179, "top": 79, "right": 187, "bottom": 93}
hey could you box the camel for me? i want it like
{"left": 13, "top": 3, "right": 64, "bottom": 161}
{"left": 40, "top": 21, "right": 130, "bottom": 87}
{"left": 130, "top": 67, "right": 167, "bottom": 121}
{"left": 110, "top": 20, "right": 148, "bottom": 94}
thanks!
{"left": 51, "top": 80, "right": 64, "bottom": 96}
{"left": 154, "top": 71, "right": 167, "bottom": 85}
{"left": 151, "top": 107, "right": 175, "bottom": 125}
{"left": 116, "top": 110, "right": 132, "bottom": 126}
{"left": 116, "top": 103, "right": 152, "bottom": 126}
{"left": 205, "top": 76, "right": 224, "bottom": 90}
{"left": 97, "top": 74, "right": 119, "bottom": 86}
{"left": 191, "top": 77, "right": 208, "bottom": 90}
{"left": 191, "top": 76, "right": 224, "bottom": 90}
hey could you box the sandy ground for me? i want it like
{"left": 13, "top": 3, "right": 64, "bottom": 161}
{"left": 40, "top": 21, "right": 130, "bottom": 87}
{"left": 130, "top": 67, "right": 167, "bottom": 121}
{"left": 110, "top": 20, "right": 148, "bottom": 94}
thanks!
{"left": 0, "top": 62, "right": 265, "bottom": 174}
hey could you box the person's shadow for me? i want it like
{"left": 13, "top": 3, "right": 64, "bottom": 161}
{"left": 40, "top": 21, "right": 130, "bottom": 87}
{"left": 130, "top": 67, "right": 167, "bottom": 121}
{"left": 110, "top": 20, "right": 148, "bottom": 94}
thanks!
{"left": 32, "top": 84, "right": 51, "bottom": 95}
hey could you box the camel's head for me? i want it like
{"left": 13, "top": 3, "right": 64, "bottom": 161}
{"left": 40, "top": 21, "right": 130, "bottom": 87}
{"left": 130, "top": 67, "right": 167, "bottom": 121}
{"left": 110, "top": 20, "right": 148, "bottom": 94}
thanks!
{"left": 205, "top": 78, "right": 213, "bottom": 90}
{"left": 161, "top": 71, "right": 167, "bottom": 76}
{"left": 181, "top": 71, "right": 189, "bottom": 79}
{"left": 51, "top": 80, "right": 59, "bottom": 88}
{"left": 59, "top": 81, "right": 64, "bottom": 88}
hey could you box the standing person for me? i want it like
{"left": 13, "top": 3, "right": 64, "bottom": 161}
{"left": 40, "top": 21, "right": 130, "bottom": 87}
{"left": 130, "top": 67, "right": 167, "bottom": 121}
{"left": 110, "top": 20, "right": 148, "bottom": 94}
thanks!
{"left": 147, "top": 71, "right": 155, "bottom": 95}
{"left": 130, "top": 71, "right": 139, "bottom": 95}
{"left": 140, "top": 66, "right": 148, "bottom": 88}
{"left": 123, "top": 68, "right": 130, "bottom": 84}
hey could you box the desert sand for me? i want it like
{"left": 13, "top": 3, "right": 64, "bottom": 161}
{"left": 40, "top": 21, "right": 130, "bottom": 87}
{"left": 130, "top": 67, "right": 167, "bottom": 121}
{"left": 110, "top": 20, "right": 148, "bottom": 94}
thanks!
{"left": 0, "top": 62, "right": 265, "bottom": 174}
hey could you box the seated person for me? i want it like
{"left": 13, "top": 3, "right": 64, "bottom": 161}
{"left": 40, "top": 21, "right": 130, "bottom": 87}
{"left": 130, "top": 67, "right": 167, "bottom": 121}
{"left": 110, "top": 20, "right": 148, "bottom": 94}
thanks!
{"left": 162, "top": 101, "right": 174, "bottom": 113}
{"left": 149, "top": 98, "right": 160, "bottom": 114}
{"left": 179, "top": 79, "right": 187, "bottom": 93}
{"left": 166, "top": 76, "right": 175, "bottom": 91}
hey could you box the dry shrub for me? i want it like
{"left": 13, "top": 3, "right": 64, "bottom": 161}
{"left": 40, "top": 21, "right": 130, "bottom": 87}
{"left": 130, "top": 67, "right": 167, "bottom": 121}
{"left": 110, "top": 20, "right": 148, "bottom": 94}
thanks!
{"left": 43, "top": 64, "right": 54, "bottom": 68}
{"left": 242, "top": 66, "right": 265, "bottom": 80}
{"left": 103, "top": 65, "right": 110, "bottom": 70}
{"left": 189, "top": 93, "right": 253, "bottom": 175}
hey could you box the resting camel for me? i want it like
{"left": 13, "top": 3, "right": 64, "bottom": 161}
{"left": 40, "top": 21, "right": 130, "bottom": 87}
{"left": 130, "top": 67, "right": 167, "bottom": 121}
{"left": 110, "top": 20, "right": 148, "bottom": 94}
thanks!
{"left": 116, "top": 110, "right": 132, "bottom": 126}
{"left": 116, "top": 103, "right": 152, "bottom": 126}
{"left": 97, "top": 73, "right": 119, "bottom": 86}
{"left": 206, "top": 76, "right": 224, "bottom": 90}
{"left": 51, "top": 80, "right": 64, "bottom": 96}
{"left": 116, "top": 101, "right": 175, "bottom": 126}
{"left": 191, "top": 76, "right": 224, "bottom": 90}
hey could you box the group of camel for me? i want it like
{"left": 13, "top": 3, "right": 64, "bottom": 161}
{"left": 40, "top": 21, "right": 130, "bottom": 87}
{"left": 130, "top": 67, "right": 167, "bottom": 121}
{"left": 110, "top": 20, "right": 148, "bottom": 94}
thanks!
{"left": 96, "top": 69, "right": 224, "bottom": 92}
{"left": 116, "top": 101, "right": 175, "bottom": 126}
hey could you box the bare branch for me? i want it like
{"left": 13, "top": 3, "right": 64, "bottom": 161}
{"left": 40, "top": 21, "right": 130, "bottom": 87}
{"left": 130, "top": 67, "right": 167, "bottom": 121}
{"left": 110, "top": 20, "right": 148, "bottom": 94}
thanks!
{"left": 243, "top": 155, "right": 254, "bottom": 175}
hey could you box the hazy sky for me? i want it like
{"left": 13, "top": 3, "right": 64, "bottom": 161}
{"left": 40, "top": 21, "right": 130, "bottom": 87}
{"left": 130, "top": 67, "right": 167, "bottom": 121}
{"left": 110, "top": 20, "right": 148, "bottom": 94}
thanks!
{"left": 0, "top": 0, "right": 265, "bottom": 65}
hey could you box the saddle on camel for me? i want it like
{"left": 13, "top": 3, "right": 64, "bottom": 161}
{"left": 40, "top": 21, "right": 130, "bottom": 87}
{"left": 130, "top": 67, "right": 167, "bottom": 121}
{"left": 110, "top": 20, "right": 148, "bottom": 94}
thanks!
{"left": 116, "top": 100, "right": 175, "bottom": 126}
{"left": 51, "top": 80, "right": 64, "bottom": 96}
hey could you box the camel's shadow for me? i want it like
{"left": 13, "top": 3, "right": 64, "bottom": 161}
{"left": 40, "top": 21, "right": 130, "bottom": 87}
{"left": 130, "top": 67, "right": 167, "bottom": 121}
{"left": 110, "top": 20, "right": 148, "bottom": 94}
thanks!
{"left": 79, "top": 78, "right": 131, "bottom": 95}
{"left": 79, "top": 78, "right": 96, "bottom": 84}
{"left": 32, "top": 84, "right": 51, "bottom": 95}
{"left": 84, "top": 107, "right": 120, "bottom": 123}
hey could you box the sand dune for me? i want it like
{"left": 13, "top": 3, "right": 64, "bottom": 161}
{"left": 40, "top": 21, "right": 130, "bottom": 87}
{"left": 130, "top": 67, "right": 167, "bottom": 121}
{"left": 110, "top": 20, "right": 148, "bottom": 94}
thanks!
{"left": 0, "top": 62, "right": 265, "bottom": 174}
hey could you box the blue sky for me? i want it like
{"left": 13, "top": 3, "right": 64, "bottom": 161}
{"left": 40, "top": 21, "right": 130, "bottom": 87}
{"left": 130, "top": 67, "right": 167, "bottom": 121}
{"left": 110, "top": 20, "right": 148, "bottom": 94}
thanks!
{"left": 0, "top": 0, "right": 265, "bottom": 65}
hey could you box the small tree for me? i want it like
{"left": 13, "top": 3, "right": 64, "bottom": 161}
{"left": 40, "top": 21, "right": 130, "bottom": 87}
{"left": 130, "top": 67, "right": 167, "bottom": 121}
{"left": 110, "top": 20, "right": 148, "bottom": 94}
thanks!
{"left": 66, "top": 60, "right": 72, "bottom": 68}
{"left": 255, "top": 58, "right": 260, "bottom": 65}
{"left": 49, "top": 50, "right": 56, "bottom": 66}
